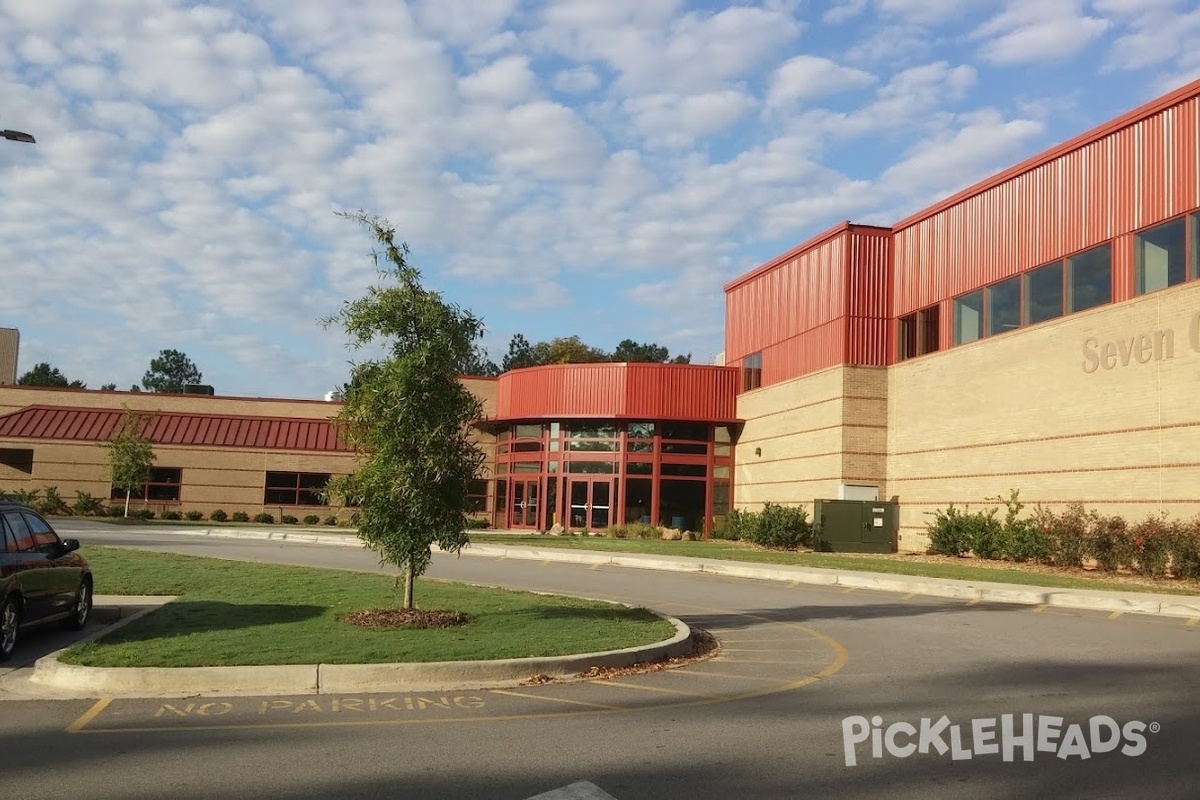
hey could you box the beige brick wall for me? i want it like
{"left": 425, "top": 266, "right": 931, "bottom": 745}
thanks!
{"left": 0, "top": 329, "right": 17, "bottom": 385}
{"left": 888, "top": 278, "right": 1200, "bottom": 552}
{"left": 734, "top": 365, "right": 888, "bottom": 514}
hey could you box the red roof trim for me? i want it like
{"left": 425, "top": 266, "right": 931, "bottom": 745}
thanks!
{"left": 893, "top": 77, "right": 1200, "bottom": 232}
{"left": 0, "top": 406, "right": 351, "bottom": 452}
{"left": 722, "top": 222, "right": 893, "bottom": 293}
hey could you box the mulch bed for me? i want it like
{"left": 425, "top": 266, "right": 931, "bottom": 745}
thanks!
{"left": 339, "top": 608, "right": 468, "bottom": 629}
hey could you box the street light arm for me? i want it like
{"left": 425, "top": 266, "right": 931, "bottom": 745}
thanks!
{"left": 2, "top": 129, "right": 36, "bottom": 144}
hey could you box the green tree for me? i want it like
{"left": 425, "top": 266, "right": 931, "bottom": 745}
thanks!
{"left": 321, "top": 212, "right": 486, "bottom": 611}
{"left": 611, "top": 339, "right": 669, "bottom": 363}
{"left": 459, "top": 344, "right": 501, "bottom": 377}
{"left": 501, "top": 333, "right": 537, "bottom": 371}
{"left": 543, "top": 335, "right": 608, "bottom": 364}
{"left": 17, "top": 362, "right": 85, "bottom": 388}
{"left": 105, "top": 408, "right": 156, "bottom": 518}
{"left": 100, "top": 383, "right": 117, "bottom": 391}
{"left": 142, "top": 349, "right": 202, "bottom": 393}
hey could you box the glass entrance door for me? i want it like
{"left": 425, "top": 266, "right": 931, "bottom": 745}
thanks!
{"left": 567, "top": 478, "right": 612, "bottom": 531}
{"left": 509, "top": 479, "right": 540, "bottom": 528}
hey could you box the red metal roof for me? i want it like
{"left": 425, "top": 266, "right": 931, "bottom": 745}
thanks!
{"left": 0, "top": 406, "right": 350, "bottom": 452}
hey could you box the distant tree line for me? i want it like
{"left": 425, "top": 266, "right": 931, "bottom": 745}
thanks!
{"left": 458, "top": 335, "right": 692, "bottom": 377}
{"left": 15, "top": 349, "right": 203, "bottom": 393}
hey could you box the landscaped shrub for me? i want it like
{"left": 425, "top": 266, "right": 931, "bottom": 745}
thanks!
{"left": 732, "top": 503, "right": 812, "bottom": 550}
{"left": 253, "top": 512, "right": 275, "bottom": 524}
{"left": 209, "top": 509, "right": 228, "bottom": 522}
{"left": 464, "top": 517, "right": 489, "bottom": 530}
{"left": 991, "top": 490, "right": 1051, "bottom": 563}
{"left": 133, "top": 509, "right": 155, "bottom": 520}
{"left": 160, "top": 510, "right": 183, "bottom": 521}
{"left": 926, "top": 504, "right": 974, "bottom": 556}
{"left": 72, "top": 491, "right": 106, "bottom": 517}
{"left": 323, "top": 516, "right": 337, "bottom": 526}
{"left": 1041, "top": 503, "right": 1091, "bottom": 569}
{"left": 303, "top": 514, "right": 320, "bottom": 525}
{"left": 11, "top": 488, "right": 40, "bottom": 508}
{"left": 184, "top": 510, "right": 204, "bottom": 521}
{"left": 106, "top": 504, "right": 125, "bottom": 518}
{"left": 38, "top": 487, "right": 70, "bottom": 516}
{"left": 281, "top": 514, "right": 299, "bottom": 524}
{"left": 231, "top": 511, "right": 250, "bottom": 523}
{"left": 1088, "top": 514, "right": 1132, "bottom": 573}
{"left": 1170, "top": 518, "right": 1200, "bottom": 580}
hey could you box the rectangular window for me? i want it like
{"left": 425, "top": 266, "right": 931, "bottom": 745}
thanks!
{"left": 742, "top": 352, "right": 762, "bottom": 392}
{"left": 567, "top": 423, "right": 616, "bottom": 439}
{"left": 898, "top": 305, "right": 940, "bottom": 360}
{"left": 511, "top": 461, "right": 540, "bottom": 473}
{"left": 466, "top": 479, "right": 487, "bottom": 513}
{"left": 566, "top": 461, "right": 615, "bottom": 474}
{"left": 0, "top": 447, "right": 33, "bottom": 474}
{"left": 898, "top": 313, "right": 918, "bottom": 360}
{"left": 953, "top": 291, "right": 984, "bottom": 345}
{"left": 627, "top": 422, "right": 654, "bottom": 438}
{"left": 1192, "top": 214, "right": 1200, "bottom": 280}
{"left": 661, "top": 423, "right": 710, "bottom": 442}
{"left": 1024, "top": 261, "right": 1064, "bottom": 325}
{"left": 1068, "top": 243, "right": 1112, "bottom": 313}
{"left": 513, "top": 424, "right": 543, "bottom": 439}
{"left": 661, "top": 442, "right": 708, "bottom": 455}
{"left": 112, "top": 467, "right": 182, "bottom": 502}
{"left": 263, "top": 471, "right": 330, "bottom": 506}
{"left": 661, "top": 463, "right": 707, "bottom": 478}
{"left": 986, "top": 276, "right": 1021, "bottom": 336}
{"left": 1135, "top": 217, "right": 1187, "bottom": 295}
{"left": 626, "top": 461, "right": 653, "bottom": 475}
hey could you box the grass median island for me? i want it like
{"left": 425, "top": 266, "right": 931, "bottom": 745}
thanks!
{"left": 60, "top": 545, "right": 676, "bottom": 669}
{"left": 468, "top": 535, "right": 1200, "bottom": 597}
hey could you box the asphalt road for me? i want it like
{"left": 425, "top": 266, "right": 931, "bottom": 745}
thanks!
{"left": 4, "top": 522, "right": 1199, "bottom": 800}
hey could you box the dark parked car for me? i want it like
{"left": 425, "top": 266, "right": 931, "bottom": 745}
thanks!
{"left": 0, "top": 501, "right": 93, "bottom": 661}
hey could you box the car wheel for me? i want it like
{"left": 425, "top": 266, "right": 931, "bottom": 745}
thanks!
{"left": 62, "top": 579, "right": 92, "bottom": 631}
{"left": 0, "top": 597, "right": 19, "bottom": 662}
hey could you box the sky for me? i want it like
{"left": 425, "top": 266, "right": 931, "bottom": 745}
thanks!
{"left": 2, "top": 0, "right": 1199, "bottom": 400}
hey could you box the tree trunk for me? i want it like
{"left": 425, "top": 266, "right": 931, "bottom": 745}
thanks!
{"left": 124, "top": 489, "right": 131, "bottom": 518}
{"left": 403, "top": 562, "right": 415, "bottom": 610}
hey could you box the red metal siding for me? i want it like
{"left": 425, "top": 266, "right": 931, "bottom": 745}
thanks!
{"left": 845, "top": 229, "right": 892, "bottom": 366}
{"left": 0, "top": 406, "right": 350, "bottom": 452}
{"left": 894, "top": 91, "right": 1200, "bottom": 316}
{"left": 494, "top": 364, "right": 739, "bottom": 423}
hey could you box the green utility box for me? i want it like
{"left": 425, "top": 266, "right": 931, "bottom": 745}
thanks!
{"left": 812, "top": 499, "right": 898, "bottom": 553}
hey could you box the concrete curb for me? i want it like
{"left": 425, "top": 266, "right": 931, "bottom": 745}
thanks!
{"left": 86, "top": 525, "right": 1200, "bottom": 620}
{"left": 26, "top": 599, "right": 693, "bottom": 698}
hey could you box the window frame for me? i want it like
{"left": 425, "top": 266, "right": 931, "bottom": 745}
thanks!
{"left": 742, "top": 352, "right": 762, "bottom": 392}
{"left": 1134, "top": 215, "right": 1189, "bottom": 296}
{"left": 263, "top": 471, "right": 332, "bottom": 506}
{"left": 110, "top": 466, "right": 183, "bottom": 503}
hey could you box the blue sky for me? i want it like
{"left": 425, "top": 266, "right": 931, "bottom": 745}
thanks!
{"left": 2, "top": 0, "right": 1198, "bottom": 398}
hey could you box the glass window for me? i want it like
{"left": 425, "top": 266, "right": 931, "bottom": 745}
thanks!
{"left": 986, "top": 277, "right": 1021, "bottom": 336}
{"left": 626, "top": 461, "right": 653, "bottom": 474}
{"left": 2, "top": 512, "right": 34, "bottom": 551}
{"left": 466, "top": 479, "right": 488, "bottom": 513}
{"left": 624, "top": 478, "right": 652, "bottom": 524}
{"left": 512, "top": 441, "right": 543, "bottom": 452}
{"left": 898, "top": 305, "right": 941, "bottom": 360}
{"left": 0, "top": 517, "right": 14, "bottom": 552}
{"left": 513, "top": 424, "right": 543, "bottom": 439}
{"left": 20, "top": 512, "right": 58, "bottom": 548}
{"left": 662, "top": 442, "right": 708, "bottom": 455}
{"left": 511, "top": 461, "right": 540, "bottom": 473}
{"left": 714, "top": 444, "right": 731, "bottom": 458}
{"left": 626, "top": 441, "right": 653, "bottom": 453}
{"left": 953, "top": 291, "right": 984, "bottom": 345}
{"left": 714, "top": 465, "right": 730, "bottom": 479}
{"left": 112, "top": 467, "right": 182, "bottom": 502}
{"left": 659, "top": 480, "right": 707, "bottom": 532}
{"left": 264, "top": 472, "right": 331, "bottom": 505}
{"left": 1191, "top": 214, "right": 1200, "bottom": 280}
{"left": 568, "top": 423, "right": 616, "bottom": 439}
{"left": 1024, "top": 261, "right": 1064, "bottom": 325}
{"left": 714, "top": 426, "right": 731, "bottom": 444}
{"left": 742, "top": 352, "right": 762, "bottom": 392}
{"left": 627, "top": 422, "right": 654, "bottom": 438}
{"left": 898, "top": 312, "right": 918, "bottom": 360}
{"left": 662, "top": 463, "right": 707, "bottom": 477}
{"left": 567, "top": 461, "right": 615, "bottom": 474}
{"left": 1136, "top": 218, "right": 1187, "bottom": 295}
{"left": 569, "top": 439, "right": 617, "bottom": 452}
{"left": 661, "top": 423, "right": 709, "bottom": 442}
{"left": 1068, "top": 243, "right": 1112, "bottom": 313}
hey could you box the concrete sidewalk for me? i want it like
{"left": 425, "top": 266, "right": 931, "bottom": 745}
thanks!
{"left": 90, "top": 524, "right": 1200, "bottom": 620}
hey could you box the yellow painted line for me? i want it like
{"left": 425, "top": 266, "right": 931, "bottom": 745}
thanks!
{"left": 589, "top": 563, "right": 602, "bottom": 570}
{"left": 721, "top": 647, "right": 821, "bottom": 653}
{"left": 1033, "top": 604, "right": 1049, "bottom": 613}
{"left": 1108, "top": 611, "right": 1124, "bottom": 620}
{"left": 841, "top": 587, "right": 856, "bottom": 594}
{"left": 489, "top": 689, "right": 620, "bottom": 711}
{"left": 592, "top": 680, "right": 718, "bottom": 699}
{"left": 66, "top": 698, "right": 113, "bottom": 733}
{"left": 721, "top": 659, "right": 814, "bottom": 665}
{"left": 1187, "top": 618, "right": 1199, "bottom": 628}
{"left": 900, "top": 592, "right": 917, "bottom": 600}
{"left": 661, "top": 669, "right": 785, "bottom": 683}
{"left": 965, "top": 599, "right": 981, "bottom": 606}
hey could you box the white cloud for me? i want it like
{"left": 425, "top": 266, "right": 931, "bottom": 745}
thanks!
{"left": 766, "top": 55, "right": 876, "bottom": 107}
{"left": 553, "top": 66, "right": 601, "bottom": 94}
{"left": 877, "top": 0, "right": 979, "bottom": 25}
{"left": 973, "top": 1, "right": 1109, "bottom": 65}
{"left": 624, "top": 90, "right": 757, "bottom": 148}
{"left": 825, "top": 0, "right": 868, "bottom": 25}
{"left": 459, "top": 55, "right": 540, "bottom": 104}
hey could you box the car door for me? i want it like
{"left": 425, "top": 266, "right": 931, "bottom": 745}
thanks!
{"left": 21, "top": 511, "right": 78, "bottom": 617}
{"left": 0, "top": 511, "right": 48, "bottom": 622}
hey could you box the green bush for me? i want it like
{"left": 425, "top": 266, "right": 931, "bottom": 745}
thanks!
{"left": 732, "top": 503, "right": 811, "bottom": 550}
{"left": 303, "top": 514, "right": 320, "bottom": 525}
{"left": 72, "top": 491, "right": 106, "bottom": 517}
{"left": 1088, "top": 514, "right": 1132, "bottom": 573}
{"left": 281, "top": 514, "right": 299, "bottom": 524}
{"left": 106, "top": 505, "right": 125, "bottom": 518}
{"left": 926, "top": 504, "right": 973, "bottom": 556}
{"left": 184, "top": 510, "right": 204, "bottom": 521}
{"left": 38, "top": 486, "right": 70, "bottom": 516}
{"left": 253, "top": 512, "right": 275, "bottom": 524}
{"left": 1171, "top": 520, "right": 1200, "bottom": 580}
{"left": 323, "top": 515, "right": 337, "bottom": 526}
{"left": 1040, "top": 503, "right": 1091, "bottom": 569}
{"left": 11, "top": 488, "right": 40, "bottom": 508}
{"left": 160, "top": 510, "right": 183, "bottom": 521}
{"left": 133, "top": 509, "right": 155, "bottom": 520}
{"left": 209, "top": 509, "right": 228, "bottom": 522}
{"left": 231, "top": 511, "right": 250, "bottom": 523}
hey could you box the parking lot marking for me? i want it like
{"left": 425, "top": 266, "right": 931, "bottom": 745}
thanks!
{"left": 591, "top": 680, "right": 718, "bottom": 700}
{"left": 1108, "top": 611, "right": 1124, "bottom": 620}
{"left": 1033, "top": 604, "right": 1049, "bottom": 613}
{"left": 721, "top": 647, "right": 823, "bottom": 653}
{"left": 900, "top": 592, "right": 917, "bottom": 600}
{"left": 1186, "top": 618, "right": 1199, "bottom": 627}
{"left": 662, "top": 669, "right": 785, "bottom": 683}
{"left": 488, "top": 690, "right": 621, "bottom": 711}
{"left": 66, "top": 698, "right": 112, "bottom": 733}
{"left": 965, "top": 599, "right": 981, "bottom": 606}
{"left": 841, "top": 588, "right": 856, "bottom": 594}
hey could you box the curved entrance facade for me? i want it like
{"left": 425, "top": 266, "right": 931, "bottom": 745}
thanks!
{"left": 489, "top": 364, "right": 740, "bottom": 537}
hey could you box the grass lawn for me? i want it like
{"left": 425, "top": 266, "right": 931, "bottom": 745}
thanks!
{"left": 468, "top": 534, "right": 1200, "bottom": 597}
{"left": 61, "top": 545, "right": 675, "bottom": 669}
